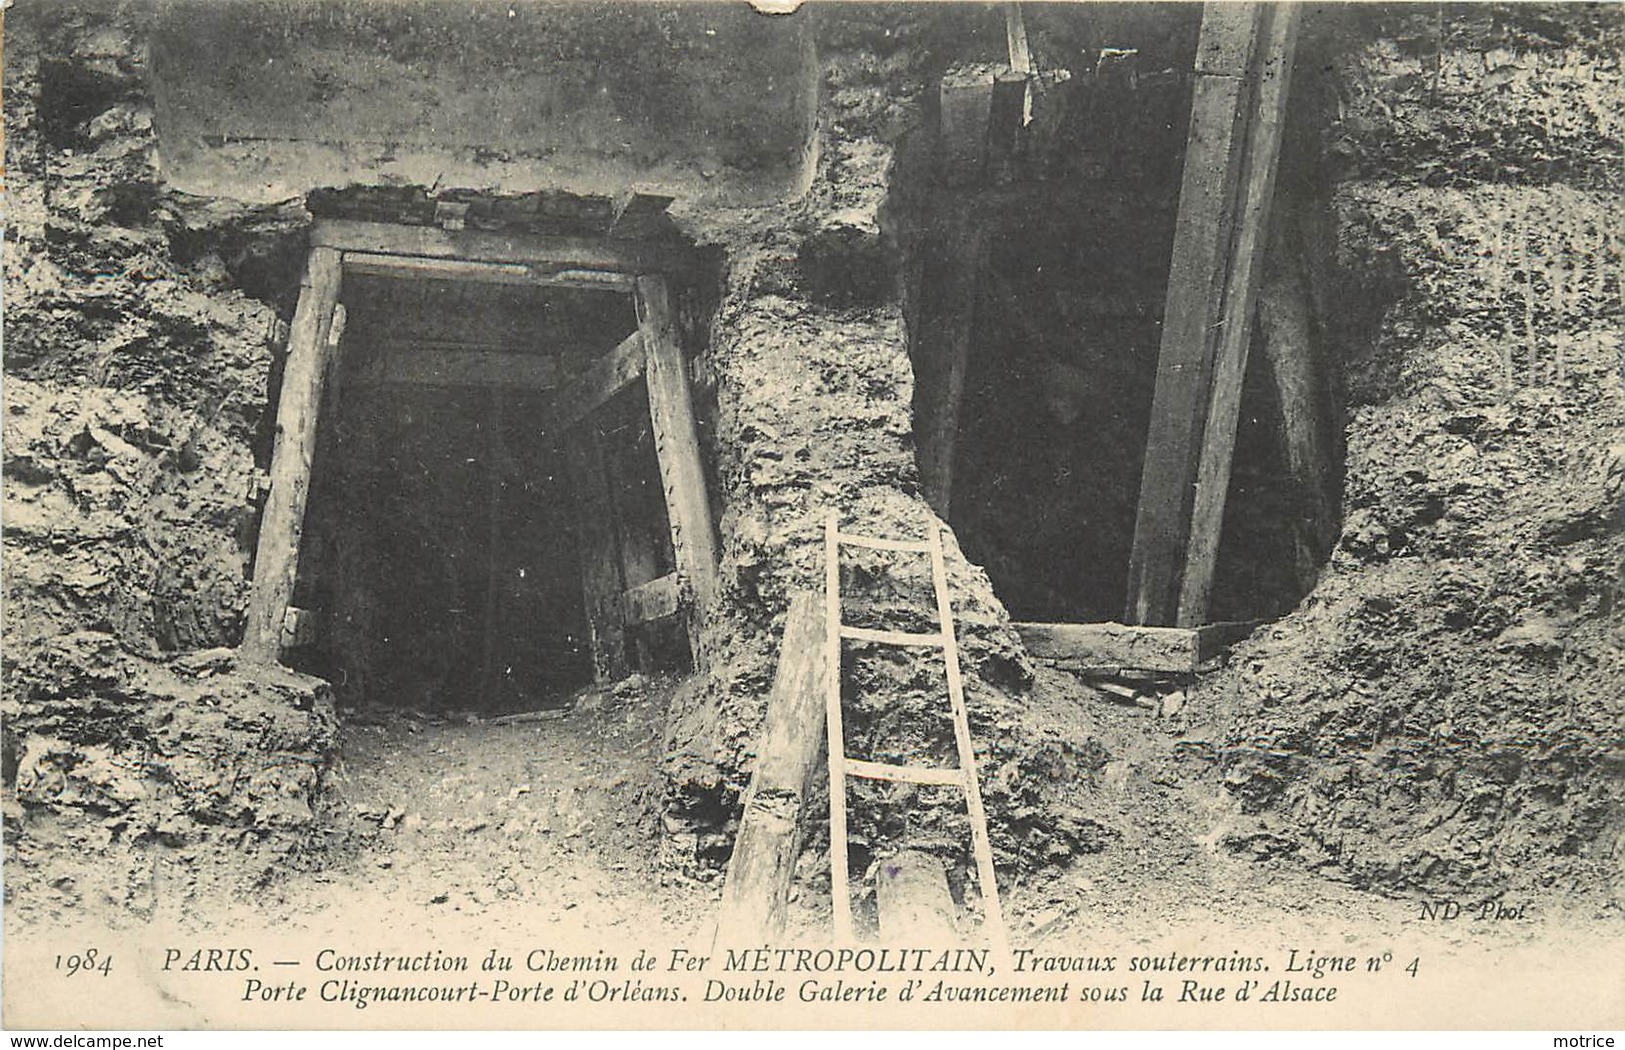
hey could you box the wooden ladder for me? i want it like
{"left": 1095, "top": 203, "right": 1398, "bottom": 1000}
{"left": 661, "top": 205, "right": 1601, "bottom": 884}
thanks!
{"left": 822, "top": 511, "right": 1009, "bottom": 959}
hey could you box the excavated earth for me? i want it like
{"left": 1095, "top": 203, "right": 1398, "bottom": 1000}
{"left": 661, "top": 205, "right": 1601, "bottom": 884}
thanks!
{"left": 3, "top": 2, "right": 1621, "bottom": 999}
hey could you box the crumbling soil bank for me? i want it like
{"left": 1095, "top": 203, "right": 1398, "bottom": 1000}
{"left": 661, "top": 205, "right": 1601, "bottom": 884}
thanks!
{"left": 4, "top": 3, "right": 1620, "bottom": 928}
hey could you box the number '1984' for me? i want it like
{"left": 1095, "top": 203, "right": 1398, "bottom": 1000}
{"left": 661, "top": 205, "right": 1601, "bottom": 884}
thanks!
{"left": 56, "top": 949, "right": 113, "bottom": 976}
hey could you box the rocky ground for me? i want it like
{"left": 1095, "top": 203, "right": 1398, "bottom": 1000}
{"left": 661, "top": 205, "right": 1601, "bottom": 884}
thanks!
{"left": 4, "top": 8, "right": 1620, "bottom": 1030}
{"left": 13, "top": 664, "right": 1616, "bottom": 948}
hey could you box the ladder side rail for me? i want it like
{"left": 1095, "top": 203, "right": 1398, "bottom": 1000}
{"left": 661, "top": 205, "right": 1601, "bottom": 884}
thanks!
{"left": 823, "top": 511, "right": 855, "bottom": 943}
{"left": 928, "top": 524, "right": 1011, "bottom": 964}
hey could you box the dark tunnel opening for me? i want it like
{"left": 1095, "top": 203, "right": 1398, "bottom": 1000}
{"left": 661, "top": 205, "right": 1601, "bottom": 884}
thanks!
{"left": 291, "top": 272, "right": 677, "bottom": 714}
{"left": 902, "top": 4, "right": 1344, "bottom": 628}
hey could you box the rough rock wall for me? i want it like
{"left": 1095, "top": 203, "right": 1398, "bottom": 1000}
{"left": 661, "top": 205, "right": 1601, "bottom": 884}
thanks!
{"left": 3, "top": 4, "right": 337, "bottom": 917}
{"left": 11, "top": 0, "right": 1616, "bottom": 914}
{"left": 662, "top": 6, "right": 1113, "bottom": 879}
{"left": 1207, "top": 4, "right": 1624, "bottom": 896}
{"left": 4, "top": 2, "right": 1111, "bottom": 908}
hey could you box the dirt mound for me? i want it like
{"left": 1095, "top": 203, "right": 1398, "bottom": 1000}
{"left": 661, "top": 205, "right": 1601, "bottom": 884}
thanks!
{"left": 1198, "top": 8, "right": 1625, "bottom": 899}
{"left": 4, "top": 639, "right": 337, "bottom": 925}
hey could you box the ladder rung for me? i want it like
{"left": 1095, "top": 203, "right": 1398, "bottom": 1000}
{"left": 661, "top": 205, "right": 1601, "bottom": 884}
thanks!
{"left": 840, "top": 625, "right": 944, "bottom": 647}
{"left": 837, "top": 531, "right": 932, "bottom": 553}
{"left": 845, "top": 758, "right": 966, "bottom": 787}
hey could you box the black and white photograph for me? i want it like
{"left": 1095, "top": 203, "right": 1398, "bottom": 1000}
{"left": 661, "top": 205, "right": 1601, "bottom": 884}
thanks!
{"left": 2, "top": 0, "right": 1621, "bottom": 1034}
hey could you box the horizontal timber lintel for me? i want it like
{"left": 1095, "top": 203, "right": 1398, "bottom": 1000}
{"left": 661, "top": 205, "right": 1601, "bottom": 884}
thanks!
{"left": 341, "top": 251, "right": 636, "bottom": 291}
{"left": 1014, "top": 619, "right": 1263, "bottom": 674}
{"left": 313, "top": 218, "right": 691, "bottom": 277}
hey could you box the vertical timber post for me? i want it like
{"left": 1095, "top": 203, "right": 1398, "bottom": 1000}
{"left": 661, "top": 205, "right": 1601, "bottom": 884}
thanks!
{"left": 1125, "top": 2, "right": 1296, "bottom": 627}
{"left": 916, "top": 67, "right": 997, "bottom": 520}
{"left": 243, "top": 246, "right": 343, "bottom": 663}
{"left": 915, "top": 203, "right": 987, "bottom": 520}
{"left": 636, "top": 274, "right": 720, "bottom": 667}
{"left": 479, "top": 386, "right": 508, "bottom": 705}
{"left": 1177, "top": 3, "right": 1300, "bottom": 625}
{"left": 1256, "top": 200, "right": 1338, "bottom": 595}
{"left": 566, "top": 424, "right": 630, "bottom": 682}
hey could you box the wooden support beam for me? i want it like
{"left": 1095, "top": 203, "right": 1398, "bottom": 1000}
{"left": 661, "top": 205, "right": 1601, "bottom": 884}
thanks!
{"left": 566, "top": 425, "right": 629, "bottom": 683}
{"left": 324, "top": 304, "right": 347, "bottom": 368}
{"left": 1178, "top": 3, "right": 1301, "bottom": 626}
{"left": 1014, "top": 621, "right": 1202, "bottom": 674}
{"left": 607, "top": 447, "right": 670, "bottom": 673}
{"left": 538, "top": 331, "right": 646, "bottom": 437}
{"left": 714, "top": 592, "right": 828, "bottom": 946}
{"left": 1126, "top": 2, "right": 1290, "bottom": 627}
{"left": 341, "top": 250, "right": 635, "bottom": 292}
{"left": 914, "top": 200, "right": 988, "bottom": 518}
{"left": 1195, "top": 618, "right": 1265, "bottom": 664}
{"left": 1014, "top": 619, "right": 1265, "bottom": 673}
{"left": 243, "top": 246, "right": 343, "bottom": 663}
{"left": 938, "top": 70, "right": 996, "bottom": 187}
{"left": 355, "top": 349, "right": 562, "bottom": 391}
{"left": 1004, "top": 3, "right": 1032, "bottom": 75}
{"left": 281, "top": 606, "right": 319, "bottom": 650}
{"left": 622, "top": 572, "right": 682, "bottom": 626}
{"left": 312, "top": 218, "right": 688, "bottom": 277}
{"left": 989, "top": 72, "right": 1030, "bottom": 157}
{"left": 636, "top": 274, "right": 720, "bottom": 664}
{"left": 478, "top": 387, "right": 508, "bottom": 707}
{"left": 609, "top": 189, "right": 676, "bottom": 237}
{"left": 1255, "top": 198, "right": 1337, "bottom": 597}
{"left": 992, "top": 3, "right": 1032, "bottom": 155}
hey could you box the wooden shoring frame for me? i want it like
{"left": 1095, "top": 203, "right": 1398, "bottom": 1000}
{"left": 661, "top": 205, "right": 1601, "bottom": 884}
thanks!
{"left": 243, "top": 221, "right": 718, "bottom": 678}
{"left": 1124, "top": 1, "right": 1299, "bottom": 629}
{"left": 242, "top": 247, "right": 344, "bottom": 661}
{"left": 937, "top": 3, "right": 1300, "bottom": 675}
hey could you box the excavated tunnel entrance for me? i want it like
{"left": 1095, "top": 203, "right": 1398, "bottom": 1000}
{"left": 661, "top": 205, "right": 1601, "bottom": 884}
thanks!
{"left": 297, "top": 275, "right": 653, "bottom": 712}
{"left": 904, "top": 3, "right": 1344, "bottom": 655}
{"left": 246, "top": 218, "right": 721, "bottom": 715}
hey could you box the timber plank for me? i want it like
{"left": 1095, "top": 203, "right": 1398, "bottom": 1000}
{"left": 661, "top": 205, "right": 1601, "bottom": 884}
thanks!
{"left": 1257, "top": 201, "right": 1338, "bottom": 591}
{"left": 915, "top": 199, "right": 988, "bottom": 517}
{"left": 637, "top": 274, "right": 720, "bottom": 661}
{"left": 714, "top": 592, "right": 828, "bottom": 946}
{"left": 539, "top": 331, "right": 646, "bottom": 436}
{"left": 565, "top": 426, "right": 629, "bottom": 682}
{"left": 622, "top": 572, "right": 682, "bottom": 626}
{"left": 939, "top": 70, "right": 995, "bottom": 185}
{"left": 1178, "top": 3, "right": 1301, "bottom": 627}
{"left": 1013, "top": 621, "right": 1201, "bottom": 674}
{"left": 313, "top": 218, "right": 688, "bottom": 276}
{"left": 478, "top": 387, "right": 509, "bottom": 706}
{"left": 356, "top": 348, "right": 561, "bottom": 391}
{"left": 1124, "top": 3, "right": 1263, "bottom": 627}
{"left": 243, "top": 246, "right": 343, "bottom": 663}
{"left": 1195, "top": 618, "right": 1265, "bottom": 663}
{"left": 1004, "top": 3, "right": 1032, "bottom": 74}
{"left": 609, "top": 189, "right": 676, "bottom": 237}
{"left": 281, "top": 606, "right": 319, "bottom": 650}
{"left": 342, "top": 250, "right": 636, "bottom": 292}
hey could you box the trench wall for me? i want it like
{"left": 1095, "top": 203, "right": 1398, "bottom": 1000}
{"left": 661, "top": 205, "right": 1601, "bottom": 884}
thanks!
{"left": 3, "top": 4, "right": 337, "bottom": 919}
{"left": 6, "top": 1, "right": 1620, "bottom": 915}
{"left": 660, "top": 5, "right": 1117, "bottom": 878}
{"left": 1204, "top": 3, "right": 1624, "bottom": 896}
